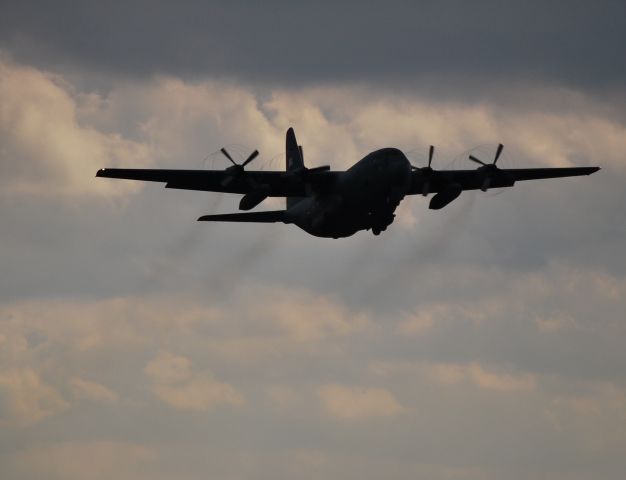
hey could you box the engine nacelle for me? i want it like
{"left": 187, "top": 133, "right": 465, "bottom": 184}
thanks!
{"left": 239, "top": 185, "right": 271, "bottom": 211}
{"left": 429, "top": 183, "right": 462, "bottom": 210}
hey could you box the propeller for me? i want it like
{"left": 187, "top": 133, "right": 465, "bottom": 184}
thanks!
{"left": 410, "top": 145, "right": 436, "bottom": 196}
{"left": 410, "top": 145, "right": 435, "bottom": 171}
{"left": 468, "top": 144, "right": 505, "bottom": 191}
{"left": 469, "top": 143, "right": 504, "bottom": 167}
{"left": 220, "top": 148, "right": 259, "bottom": 187}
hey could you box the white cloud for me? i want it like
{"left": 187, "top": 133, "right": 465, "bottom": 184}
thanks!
{"left": 369, "top": 359, "right": 538, "bottom": 394}
{"left": 534, "top": 312, "right": 576, "bottom": 332}
{"left": 431, "top": 362, "right": 537, "bottom": 392}
{"left": 144, "top": 352, "right": 244, "bottom": 411}
{"left": 144, "top": 351, "right": 193, "bottom": 384}
{"left": 0, "top": 288, "right": 370, "bottom": 406}
{"left": 0, "top": 58, "right": 152, "bottom": 197}
{"left": 197, "top": 287, "right": 372, "bottom": 364}
{"left": 69, "top": 377, "right": 118, "bottom": 404}
{"left": 8, "top": 441, "right": 155, "bottom": 480}
{"left": 318, "top": 384, "right": 404, "bottom": 420}
{"left": 265, "top": 385, "right": 299, "bottom": 411}
{"left": 0, "top": 295, "right": 221, "bottom": 356}
{"left": 0, "top": 368, "right": 68, "bottom": 426}
{"left": 398, "top": 308, "right": 437, "bottom": 336}
{"left": 127, "top": 77, "right": 283, "bottom": 162}
{"left": 252, "top": 288, "right": 370, "bottom": 342}
{"left": 398, "top": 301, "right": 501, "bottom": 336}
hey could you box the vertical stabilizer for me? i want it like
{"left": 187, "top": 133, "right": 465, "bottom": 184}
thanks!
{"left": 286, "top": 127, "right": 305, "bottom": 208}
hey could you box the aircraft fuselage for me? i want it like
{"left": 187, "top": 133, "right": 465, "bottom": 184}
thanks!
{"left": 284, "top": 148, "right": 412, "bottom": 238}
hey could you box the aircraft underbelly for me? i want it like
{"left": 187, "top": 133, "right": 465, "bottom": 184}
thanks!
{"left": 295, "top": 153, "right": 411, "bottom": 238}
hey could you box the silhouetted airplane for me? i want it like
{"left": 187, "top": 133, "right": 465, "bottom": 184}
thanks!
{"left": 97, "top": 128, "right": 599, "bottom": 238}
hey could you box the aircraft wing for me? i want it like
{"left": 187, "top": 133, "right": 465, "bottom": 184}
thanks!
{"left": 98, "top": 165, "right": 599, "bottom": 198}
{"left": 96, "top": 168, "right": 341, "bottom": 197}
{"left": 497, "top": 167, "right": 600, "bottom": 182}
{"left": 409, "top": 166, "right": 600, "bottom": 194}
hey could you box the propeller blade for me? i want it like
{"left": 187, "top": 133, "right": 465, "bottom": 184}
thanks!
{"left": 469, "top": 155, "right": 487, "bottom": 166}
{"left": 493, "top": 144, "right": 503, "bottom": 165}
{"left": 428, "top": 145, "right": 434, "bottom": 168}
{"left": 242, "top": 149, "right": 259, "bottom": 167}
{"left": 220, "top": 148, "right": 237, "bottom": 166}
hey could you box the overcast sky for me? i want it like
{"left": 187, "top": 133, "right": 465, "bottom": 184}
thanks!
{"left": 1, "top": 2, "right": 626, "bottom": 480}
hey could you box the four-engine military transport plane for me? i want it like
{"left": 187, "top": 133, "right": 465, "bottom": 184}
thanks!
{"left": 97, "top": 127, "right": 600, "bottom": 238}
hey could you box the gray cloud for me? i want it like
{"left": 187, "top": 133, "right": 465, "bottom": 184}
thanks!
{"left": 1, "top": 1, "right": 625, "bottom": 92}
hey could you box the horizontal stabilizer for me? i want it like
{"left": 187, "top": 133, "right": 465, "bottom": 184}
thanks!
{"left": 198, "top": 210, "right": 286, "bottom": 223}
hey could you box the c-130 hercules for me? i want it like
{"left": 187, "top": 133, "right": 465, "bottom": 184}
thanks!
{"left": 97, "top": 128, "right": 599, "bottom": 238}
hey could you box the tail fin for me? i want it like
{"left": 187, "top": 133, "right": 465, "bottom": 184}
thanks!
{"left": 286, "top": 127, "right": 305, "bottom": 209}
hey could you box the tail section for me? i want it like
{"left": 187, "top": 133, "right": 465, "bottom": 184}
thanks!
{"left": 286, "top": 127, "right": 305, "bottom": 209}
{"left": 286, "top": 127, "right": 304, "bottom": 172}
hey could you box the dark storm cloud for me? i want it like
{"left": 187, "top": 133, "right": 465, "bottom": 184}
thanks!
{"left": 1, "top": 0, "right": 625, "bottom": 90}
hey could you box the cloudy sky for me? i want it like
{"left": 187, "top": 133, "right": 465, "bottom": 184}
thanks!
{"left": 1, "top": 1, "right": 626, "bottom": 479}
